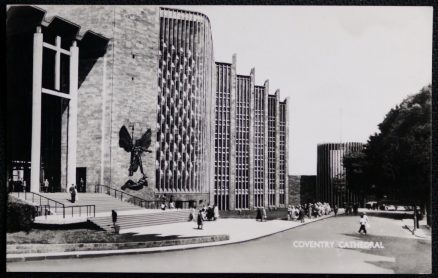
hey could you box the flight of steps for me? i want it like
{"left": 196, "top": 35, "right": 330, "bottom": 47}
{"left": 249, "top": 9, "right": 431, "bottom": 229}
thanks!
{"left": 89, "top": 210, "right": 191, "bottom": 232}
{"left": 12, "top": 192, "right": 191, "bottom": 229}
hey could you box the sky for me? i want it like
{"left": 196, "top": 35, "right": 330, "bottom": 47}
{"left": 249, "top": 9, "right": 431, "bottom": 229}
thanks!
{"left": 170, "top": 5, "right": 433, "bottom": 175}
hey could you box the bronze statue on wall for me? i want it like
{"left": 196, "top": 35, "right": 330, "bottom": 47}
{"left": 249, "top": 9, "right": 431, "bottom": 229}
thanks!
{"left": 119, "top": 125, "right": 152, "bottom": 190}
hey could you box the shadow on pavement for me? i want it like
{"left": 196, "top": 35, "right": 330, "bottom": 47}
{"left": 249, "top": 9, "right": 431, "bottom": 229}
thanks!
{"left": 122, "top": 232, "right": 208, "bottom": 241}
{"left": 340, "top": 232, "right": 431, "bottom": 274}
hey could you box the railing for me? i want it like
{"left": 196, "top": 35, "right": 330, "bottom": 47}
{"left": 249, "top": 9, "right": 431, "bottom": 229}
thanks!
{"left": 15, "top": 191, "right": 64, "bottom": 215}
{"left": 13, "top": 191, "right": 96, "bottom": 218}
{"left": 95, "top": 185, "right": 196, "bottom": 210}
{"left": 95, "top": 184, "right": 160, "bottom": 209}
{"left": 35, "top": 205, "right": 52, "bottom": 219}
{"left": 174, "top": 200, "right": 195, "bottom": 209}
{"left": 66, "top": 205, "right": 96, "bottom": 218}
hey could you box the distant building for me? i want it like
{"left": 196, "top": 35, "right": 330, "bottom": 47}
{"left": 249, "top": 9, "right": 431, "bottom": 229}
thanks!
{"left": 288, "top": 175, "right": 317, "bottom": 205}
{"left": 214, "top": 55, "right": 289, "bottom": 210}
{"left": 316, "top": 143, "right": 364, "bottom": 207}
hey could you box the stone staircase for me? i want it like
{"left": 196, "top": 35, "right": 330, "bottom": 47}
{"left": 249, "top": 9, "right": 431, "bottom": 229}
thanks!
{"left": 89, "top": 210, "right": 191, "bottom": 232}
{"left": 12, "top": 192, "right": 191, "bottom": 230}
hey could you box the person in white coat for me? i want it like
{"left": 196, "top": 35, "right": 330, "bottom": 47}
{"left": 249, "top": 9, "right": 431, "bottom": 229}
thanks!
{"left": 213, "top": 205, "right": 219, "bottom": 220}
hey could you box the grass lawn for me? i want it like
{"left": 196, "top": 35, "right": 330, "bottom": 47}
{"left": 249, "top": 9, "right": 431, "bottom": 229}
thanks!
{"left": 7, "top": 228, "right": 121, "bottom": 245}
{"left": 7, "top": 225, "right": 209, "bottom": 245}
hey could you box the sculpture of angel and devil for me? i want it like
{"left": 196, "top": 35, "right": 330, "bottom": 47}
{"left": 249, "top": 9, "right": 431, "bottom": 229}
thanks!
{"left": 119, "top": 125, "right": 152, "bottom": 190}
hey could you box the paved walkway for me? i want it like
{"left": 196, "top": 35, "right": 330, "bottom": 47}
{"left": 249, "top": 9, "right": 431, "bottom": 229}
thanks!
{"left": 7, "top": 213, "right": 337, "bottom": 262}
{"left": 121, "top": 217, "right": 315, "bottom": 241}
{"left": 401, "top": 218, "right": 431, "bottom": 240}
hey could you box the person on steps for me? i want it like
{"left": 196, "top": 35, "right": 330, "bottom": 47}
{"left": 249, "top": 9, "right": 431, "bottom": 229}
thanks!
{"left": 197, "top": 210, "right": 203, "bottom": 229}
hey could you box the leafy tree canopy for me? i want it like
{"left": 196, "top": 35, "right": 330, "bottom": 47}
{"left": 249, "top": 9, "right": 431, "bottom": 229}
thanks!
{"left": 343, "top": 85, "right": 431, "bottom": 205}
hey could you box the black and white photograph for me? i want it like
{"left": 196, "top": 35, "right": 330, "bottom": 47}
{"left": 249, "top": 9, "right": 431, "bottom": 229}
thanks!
{"left": 5, "top": 3, "right": 433, "bottom": 274}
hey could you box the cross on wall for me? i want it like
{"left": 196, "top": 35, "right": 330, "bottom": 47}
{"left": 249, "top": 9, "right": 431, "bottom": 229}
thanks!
{"left": 31, "top": 26, "right": 79, "bottom": 193}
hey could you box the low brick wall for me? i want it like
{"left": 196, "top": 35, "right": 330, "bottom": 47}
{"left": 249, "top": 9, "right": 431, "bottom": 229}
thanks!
{"left": 363, "top": 210, "right": 414, "bottom": 220}
{"left": 220, "top": 208, "right": 288, "bottom": 220}
{"left": 7, "top": 235, "right": 229, "bottom": 254}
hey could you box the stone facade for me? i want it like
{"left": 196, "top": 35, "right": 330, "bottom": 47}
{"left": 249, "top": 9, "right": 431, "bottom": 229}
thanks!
{"left": 36, "top": 6, "right": 214, "bottom": 203}
{"left": 8, "top": 5, "right": 289, "bottom": 209}
{"left": 155, "top": 8, "right": 215, "bottom": 202}
{"left": 40, "top": 6, "right": 160, "bottom": 197}
{"left": 214, "top": 55, "right": 289, "bottom": 210}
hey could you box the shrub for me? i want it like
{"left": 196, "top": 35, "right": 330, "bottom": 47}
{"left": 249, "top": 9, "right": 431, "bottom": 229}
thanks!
{"left": 7, "top": 195, "right": 36, "bottom": 233}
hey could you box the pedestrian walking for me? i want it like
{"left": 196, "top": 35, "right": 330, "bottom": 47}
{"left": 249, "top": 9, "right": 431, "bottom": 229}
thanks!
{"left": 43, "top": 179, "right": 49, "bottom": 193}
{"left": 299, "top": 206, "right": 305, "bottom": 223}
{"left": 334, "top": 205, "right": 338, "bottom": 216}
{"left": 256, "top": 208, "right": 262, "bottom": 221}
{"left": 287, "top": 205, "right": 292, "bottom": 220}
{"left": 112, "top": 210, "right": 119, "bottom": 233}
{"left": 112, "top": 210, "right": 118, "bottom": 225}
{"left": 358, "top": 214, "right": 367, "bottom": 235}
{"left": 189, "top": 207, "right": 196, "bottom": 221}
{"left": 69, "top": 184, "right": 76, "bottom": 203}
{"left": 197, "top": 210, "right": 203, "bottom": 229}
{"left": 79, "top": 178, "right": 85, "bottom": 193}
{"left": 213, "top": 205, "right": 219, "bottom": 220}
{"left": 262, "top": 207, "right": 267, "bottom": 222}
{"left": 292, "top": 206, "right": 299, "bottom": 221}
{"left": 415, "top": 207, "right": 422, "bottom": 229}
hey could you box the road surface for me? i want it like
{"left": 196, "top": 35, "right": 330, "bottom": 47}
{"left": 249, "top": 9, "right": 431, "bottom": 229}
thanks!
{"left": 8, "top": 215, "right": 431, "bottom": 274}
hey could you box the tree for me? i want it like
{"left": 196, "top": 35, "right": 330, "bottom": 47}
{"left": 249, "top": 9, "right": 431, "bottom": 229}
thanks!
{"left": 332, "top": 172, "right": 347, "bottom": 205}
{"left": 343, "top": 85, "right": 431, "bottom": 223}
{"left": 343, "top": 151, "right": 370, "bottom": 201}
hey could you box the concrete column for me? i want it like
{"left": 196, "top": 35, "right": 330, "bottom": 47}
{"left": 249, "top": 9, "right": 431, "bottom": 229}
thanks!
{"left": 54, "top": 36, "right": 61, "bottom": 91}
{"left": 284, "top": 97, "right": 290, "bottom": 207}
{"left": 316, "top": 145, "right": 320, "bottom": 201}
{"left": 330, "top": 144, "right": 334, "bottom": 205}
{"left": 275, "top": 90, "right": 280, "bottom": 207}
{"left": 248, "top": 68, "right": 255, "bottom": 209}
{"left": 31, "top": 27, "right": 43, "bottom": 193}
{"left": 229, "top": 54, "right": 237, "bottom": 210}
{"left": 263, "top": 80, "right": 269, "bottom": 207}
{"left": 209, "top": 64, "right": 216, "bottom": 206}
{"left": 100, "top": 56, "right": 107, "bottom": 186}
{"left": 67, "top": 41, "right": 79, "bottom": 192}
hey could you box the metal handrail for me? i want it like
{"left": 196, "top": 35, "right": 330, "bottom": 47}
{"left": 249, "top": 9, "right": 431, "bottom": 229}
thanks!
{"left": 16, "top": 191, "right": 65, "bottom": 208}
{"left": 35, "top": 204, "right": 51, "bottom": 219}
{"left": 65, "top": 205, "right": 96, "bottom": 218}
{"left": 15, "top": 191, "right": 96, "bottom": 218}
{"left": 95, "top": 184, "right": 195, "bottom": 209}
{"left": 95, "top": 184, "right": 160, "bottom": 209}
